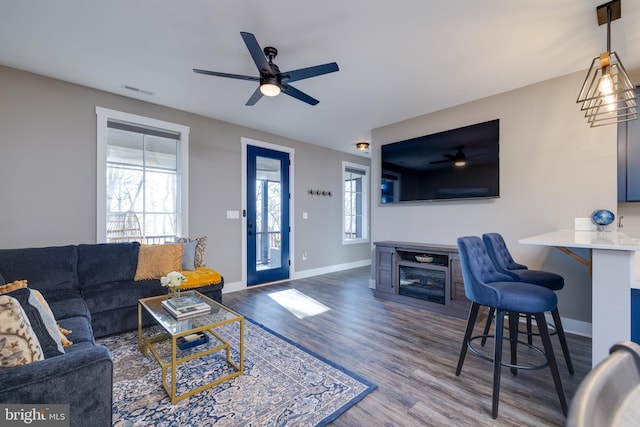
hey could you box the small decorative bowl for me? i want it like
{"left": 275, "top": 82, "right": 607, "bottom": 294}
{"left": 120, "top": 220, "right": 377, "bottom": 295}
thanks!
{"left": 415, "top": 255, "right": 434, "bottom": 263}
{"left": 591, "top": 209, "right": 615, "bottom": 231}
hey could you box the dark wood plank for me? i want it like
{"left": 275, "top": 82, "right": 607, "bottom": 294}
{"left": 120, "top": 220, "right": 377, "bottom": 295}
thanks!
{"left": 222, "top": 267, "right": 591, "bottom": 426}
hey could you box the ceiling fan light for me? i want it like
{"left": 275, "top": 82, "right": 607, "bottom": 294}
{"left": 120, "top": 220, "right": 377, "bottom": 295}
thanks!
{"left": 356, "top": 142, "right": 370, "bottom": 151}
{"left": 260, "top": 83, "right": 281, "bottom": 97}
{"left": 454, "top": 159, "right": 467, "bottom": 167}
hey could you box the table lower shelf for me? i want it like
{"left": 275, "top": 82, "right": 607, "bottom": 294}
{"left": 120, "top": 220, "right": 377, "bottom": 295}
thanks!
{"left": 138, "top": 323, "right": 244, "bottom": 403}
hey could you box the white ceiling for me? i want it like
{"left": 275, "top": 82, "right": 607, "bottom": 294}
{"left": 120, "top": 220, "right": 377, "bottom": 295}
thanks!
{"left": 1, "top": 0, "right": 639, "bottom": 156}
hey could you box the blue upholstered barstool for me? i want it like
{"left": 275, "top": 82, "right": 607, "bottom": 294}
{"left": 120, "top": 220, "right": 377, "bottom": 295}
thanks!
{"left": 455, "top": 236, "right": 567, "bottom": 419}
{"left": 482, "top": 232, "right": 574, "bottom": 375}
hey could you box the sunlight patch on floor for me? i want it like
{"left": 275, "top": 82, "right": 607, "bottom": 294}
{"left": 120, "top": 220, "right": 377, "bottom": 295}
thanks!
{"left": 268, "top": 289, "right": 330, "bottom": 319}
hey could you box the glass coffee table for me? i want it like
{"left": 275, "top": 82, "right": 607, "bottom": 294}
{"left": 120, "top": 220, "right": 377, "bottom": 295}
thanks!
{"left": 138, "top": 290, "right": 244, "bottom": 403}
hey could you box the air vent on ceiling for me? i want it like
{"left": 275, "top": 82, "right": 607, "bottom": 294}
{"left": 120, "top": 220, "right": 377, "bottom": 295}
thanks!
{"left": 122, "top": 84, "right": 155, "bottom": 96}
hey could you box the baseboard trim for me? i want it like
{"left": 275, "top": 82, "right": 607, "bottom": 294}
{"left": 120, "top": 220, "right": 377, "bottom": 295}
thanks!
{"left": 291, "top": 259, "right": 371, "bottom": 280}
{"left": 546, "top": 314, "right": 592, "bottom": 338}
{"left": 222, "top": 259, "right": 372, "bottom": 294}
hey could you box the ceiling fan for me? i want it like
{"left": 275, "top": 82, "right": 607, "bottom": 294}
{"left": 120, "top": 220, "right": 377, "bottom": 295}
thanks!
{"left": 430, "top": 146, "right": 469, "bottom": 167}
{"left": 193, "top": 32, "right": 339, "bottom": 106}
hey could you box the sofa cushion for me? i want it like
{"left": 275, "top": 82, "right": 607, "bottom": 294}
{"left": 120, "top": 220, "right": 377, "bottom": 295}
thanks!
{"left": 48, "top": 297, "right": 91, "bottom": 321}
{"left": 5, "top": 288, "right": 64, "bottom": 358}
{"left": 0, "top": 296, "right": 44, "bottom": 366}
{"left": 77, "top": 242, "right": 140, "bottom": 289}
{"left": 57, "top": 316, "right": 95, "bottom": 347}
{"left": 134, "top": 244, "right": 183, "bottom": 280}
{"left": 82, "top": 279, "right": 165, "bottom": 314}
{"left": 0, "top": 245, "right": 79, "bottom": 301}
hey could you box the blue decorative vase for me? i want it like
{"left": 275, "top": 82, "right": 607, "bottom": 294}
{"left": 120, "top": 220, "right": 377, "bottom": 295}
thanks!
{"left": 591, "top": 209, "right": 615, "bottom": 231}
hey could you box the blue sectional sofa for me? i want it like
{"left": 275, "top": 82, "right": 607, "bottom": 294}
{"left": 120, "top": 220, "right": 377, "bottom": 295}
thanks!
{"left": 0, "top": 242, "right": 224, "bottom": 427}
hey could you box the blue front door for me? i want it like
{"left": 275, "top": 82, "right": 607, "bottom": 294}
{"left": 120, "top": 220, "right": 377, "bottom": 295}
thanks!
{"left": 246, "top": 145, "right": 290, "bottom": 285}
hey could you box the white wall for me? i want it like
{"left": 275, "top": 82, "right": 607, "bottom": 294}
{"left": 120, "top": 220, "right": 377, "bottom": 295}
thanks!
{"left": 0, "top": 65, "right": 371, "bottom": 289}
{"left": 371, "top": 71, "right": 620, "bottom": 326}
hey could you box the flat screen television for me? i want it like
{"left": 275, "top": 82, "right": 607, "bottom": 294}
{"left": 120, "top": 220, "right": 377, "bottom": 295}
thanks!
{"left": 381, "top": 119, "right": 499, "bottom": 204}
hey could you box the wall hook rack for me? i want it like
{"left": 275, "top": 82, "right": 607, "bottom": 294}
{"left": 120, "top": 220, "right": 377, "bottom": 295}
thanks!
{"left": 308, "top": 189, "right": 332, "bottom": 197}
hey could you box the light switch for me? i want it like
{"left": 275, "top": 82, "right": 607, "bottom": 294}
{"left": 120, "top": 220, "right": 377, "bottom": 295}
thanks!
{"left": 226, "top": 210, "right": 240, "bottom": 219}
{"left": 303, "top": 212, "right": 308, "bottom": 220}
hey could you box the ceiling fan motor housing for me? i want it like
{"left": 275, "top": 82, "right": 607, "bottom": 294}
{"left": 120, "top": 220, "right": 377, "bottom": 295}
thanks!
{"left": 263, "top": 46, "right": 278, "bottom": 61}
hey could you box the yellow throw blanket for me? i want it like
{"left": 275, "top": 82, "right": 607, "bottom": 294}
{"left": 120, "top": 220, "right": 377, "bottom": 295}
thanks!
{"left": 179, "top": 267, "right": 222, "bottom": 289}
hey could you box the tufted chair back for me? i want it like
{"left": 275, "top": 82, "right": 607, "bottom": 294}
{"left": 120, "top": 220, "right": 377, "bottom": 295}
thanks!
{"left": 482, "top": 233, "right": 528, "bottom": 278}
{"left": 456, "top": 236, "right": 513, "bottom": 307}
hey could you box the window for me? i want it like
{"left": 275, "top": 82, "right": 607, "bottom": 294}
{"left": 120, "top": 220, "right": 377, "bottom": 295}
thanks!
{"left": 96, "top": 107, "right": 189, "bottom": 243}
{"left": 342, "top": 161, "right": 369, "bottom": 244}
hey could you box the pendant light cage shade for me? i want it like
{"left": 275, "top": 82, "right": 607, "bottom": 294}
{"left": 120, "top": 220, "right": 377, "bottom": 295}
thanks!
{"left": 577, "top": 0, "right": 637, "bottom": 127}
{"left": 577, "top": 52, "right": 637, "bottom": 127}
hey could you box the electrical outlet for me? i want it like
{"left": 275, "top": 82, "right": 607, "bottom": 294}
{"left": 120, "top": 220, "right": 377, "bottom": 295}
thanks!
{"left": 575, "top": 217, "right": 596, "bottom": 231}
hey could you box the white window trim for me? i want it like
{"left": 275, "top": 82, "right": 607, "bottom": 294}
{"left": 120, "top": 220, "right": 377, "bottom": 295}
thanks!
{"left": 96, "top": 106, "right": 190, "bottom": 243}
{"left": 342, "top": 161, "right": 369, "bottom": 245}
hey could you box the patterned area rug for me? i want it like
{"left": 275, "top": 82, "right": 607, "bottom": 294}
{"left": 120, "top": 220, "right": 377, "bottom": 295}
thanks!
{"left": 98, "top": 318, "right": 377, "bottom": 426}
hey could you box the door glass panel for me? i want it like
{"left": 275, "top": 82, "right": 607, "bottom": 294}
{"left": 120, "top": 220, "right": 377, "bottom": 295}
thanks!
{"left": 255, "top": 156, "right": 282, "bottom": 271}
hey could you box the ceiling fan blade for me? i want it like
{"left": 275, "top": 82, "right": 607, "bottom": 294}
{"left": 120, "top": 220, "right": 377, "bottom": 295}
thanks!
{"left": 281, "top": 62, "right": 339, "bottom": 83}
{"left": 281, "top": 84, "right": 319, "bottom": 106}
{"left": 245, "top": 87, "right": 264, "bottom": 106}
{"left": 193, "top": 69, "right": 259, "bottom": 82}
{"left": 240, "top": 32, "right": 273, "bottom": 76}
{"left": 429, "top": 159, "right": 454, "bottom": 164}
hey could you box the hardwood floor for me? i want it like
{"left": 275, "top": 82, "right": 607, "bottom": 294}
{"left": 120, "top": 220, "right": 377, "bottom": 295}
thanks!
{"left": 222, "top": 266, "right": 591, "bottom": 426}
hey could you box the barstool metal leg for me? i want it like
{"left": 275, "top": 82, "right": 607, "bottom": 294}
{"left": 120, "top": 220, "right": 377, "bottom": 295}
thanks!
{"left": 508, "top": 311, "right": 519, "bottom": 376}
{"left": 526, "top": 314, "right": 533, "bottom": 345}
{"left": 456, "top": 302, "right": 481, "bottom": 376}
{"left": 492, "top": 309, "right": 505, "bottom": 419}
{"left": 550, "top": 308, "right": 574, "bottom": 375}
{"left": 481, "top": 307, "right": 495, "bottom": 347}
{"left": 534, "top": 312, "right": 568, "bottom": 416}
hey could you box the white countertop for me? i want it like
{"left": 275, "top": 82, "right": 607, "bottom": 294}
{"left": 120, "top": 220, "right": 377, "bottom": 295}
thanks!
{"left": 519, "top": 229, "right": 640, "bottom": 251}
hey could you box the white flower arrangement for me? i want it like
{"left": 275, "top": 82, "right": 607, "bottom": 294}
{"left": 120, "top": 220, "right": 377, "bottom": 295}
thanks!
{"left": 160, "top": 271, "right": 186, "bottom": 288}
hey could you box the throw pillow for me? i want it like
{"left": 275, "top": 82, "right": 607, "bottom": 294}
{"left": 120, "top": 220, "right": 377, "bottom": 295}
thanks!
{"left": 0, "top": 296, "right": 44, "bottom": 367}
{"left": 0, "top": 271, "right": 5, "bottom": 286}
{"left": 176, "top": 236, "right": 207, "bottom": 267}
{"left": 134, "top": 243, "right": 184, "bottom": 280}
{"left": 0, "top": 280, "right": 28, "bottom": 294}
{"left": 5, "top": 288, "right": 65, "bottom": 358}
{"left": 193, "top": 236, "right": 207, "bottom": 267}
{"left": 181, "top": 240, "right": 198, "bottom": 271}
{"left": 2, "top": 281, "right": 73, "bottom": 348}
{"left": 31, "top": 290, "right": 73, "bottom": 347}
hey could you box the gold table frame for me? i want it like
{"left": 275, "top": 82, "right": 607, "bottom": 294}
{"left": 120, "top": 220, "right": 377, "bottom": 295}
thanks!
{"left": 137, "top": 291, "right": 244, "bottom": 403}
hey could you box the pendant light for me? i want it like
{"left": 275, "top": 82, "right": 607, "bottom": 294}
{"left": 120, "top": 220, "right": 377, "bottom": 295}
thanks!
{"left": 576, "top": 0, "right": 637, "bottom": 127}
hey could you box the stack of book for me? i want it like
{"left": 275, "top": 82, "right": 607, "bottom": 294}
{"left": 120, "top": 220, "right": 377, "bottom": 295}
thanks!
{"left": 161, "top": 294, "right": 211, "bottom": 319}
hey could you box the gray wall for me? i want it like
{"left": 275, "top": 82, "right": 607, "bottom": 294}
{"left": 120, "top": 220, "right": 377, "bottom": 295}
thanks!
{"left": 0, "top": 65, "right": 371, "bottom": 287}
{"left": 372, "top": 71, "right": 621, "bottom": 328}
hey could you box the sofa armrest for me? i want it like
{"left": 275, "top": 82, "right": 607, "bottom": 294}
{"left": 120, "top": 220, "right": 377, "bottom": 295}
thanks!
{"left": 0, "top": 345, "right": 113, "bottom": 427}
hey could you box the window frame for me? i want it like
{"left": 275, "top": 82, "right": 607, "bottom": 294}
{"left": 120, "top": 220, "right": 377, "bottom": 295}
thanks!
{"left": 342, "top": 161, "right": 369, "bottom": 245}
{"left": 96, "top": 106, "right": 189, "bottom": 243}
